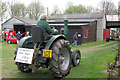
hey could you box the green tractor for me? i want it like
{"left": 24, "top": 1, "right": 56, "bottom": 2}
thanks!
{"left": 14, "top": 20, "right": 81, "bottom": 78}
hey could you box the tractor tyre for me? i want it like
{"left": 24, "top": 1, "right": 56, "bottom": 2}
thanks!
{"left": 72, "top": 49, "right": 81, "bottom": 67}
{"left": 16, "top": 62, "right": 32, "bottom": 73}
{"left": 49, "top": 39, "right": 72, "bottom": 78}
{"left": 14, "top": 51, "right": 32, "bottom": 73}
{"left": 8, "top": 40, "right": 11, "bottom": 44}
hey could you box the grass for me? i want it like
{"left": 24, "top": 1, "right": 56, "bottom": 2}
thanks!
{"left": 1, "top": 40, "right": 119, "bottom": 79}
{"left": 0, "top": 41, "right": 2, "bottom": 79}
{"left": 70, "top": 41, "right": 111, "bottom": 50}
{"left": 100, "top": 41, "right": 118, "bottom": 47}
{"left": 66, "top": 48, "right": 118, "bottom": 78}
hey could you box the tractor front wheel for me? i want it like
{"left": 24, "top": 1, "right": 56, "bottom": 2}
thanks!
{"left": 49, "top": 39, "right": 71, "bottom": 78}
{"left": 72, "top": 49, "right": 81, "bottom": 67}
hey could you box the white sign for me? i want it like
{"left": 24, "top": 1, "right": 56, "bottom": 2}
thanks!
{"left": 78, "top": 34, "right": 81, "bottom": 37}
{"left": 15, "top": 48, "right": 34, "bottom": 64}
{"left": 106, "top": 15, "right": 118, "bottom": 21}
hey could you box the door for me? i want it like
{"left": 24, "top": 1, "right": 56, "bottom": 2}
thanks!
{"left": 69, "top": 26, "right": 82, "bottom": 45}
{"left": 14, "top": 25, "right": 25, "bottom": 34}
{"left": 103, "top": 29, "right": 110, "bottom": 40}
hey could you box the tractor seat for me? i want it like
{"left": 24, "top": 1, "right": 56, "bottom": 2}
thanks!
{"left": 32, "top": 27, "right": 52, "bottom": 43}
{"left": 32, "top": 27, "right": 44, "bottom": 43}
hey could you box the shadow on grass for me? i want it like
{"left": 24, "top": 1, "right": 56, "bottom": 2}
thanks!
{"left": 15, "top": 68, "right": 53, "bottom": 78}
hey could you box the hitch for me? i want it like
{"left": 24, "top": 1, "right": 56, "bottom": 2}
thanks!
{"left": 31, "top": 44, "right": 41, "bottom": 73}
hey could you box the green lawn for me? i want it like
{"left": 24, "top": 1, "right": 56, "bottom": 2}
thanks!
{"left": 1, "top": 40, "right": 119, "bottom": 79}
{"left": 100, "top": 41, "right": 118, "bottom": 47}
{"left": 70, "top": 41, "right": 108, "bottom": 50}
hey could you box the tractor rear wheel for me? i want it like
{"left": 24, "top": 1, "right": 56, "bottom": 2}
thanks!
{"left": 49, "top": 39, "right": 71, "bottom": 78}
{"left": 14, "top": 51, "right": 32, "bottom": 73}
{"left": 16, "top": 62, "right": 32, "bottom": 73}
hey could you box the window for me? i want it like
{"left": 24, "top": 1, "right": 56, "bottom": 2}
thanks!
{"left": 84, "top": 28, "right": 88, "bottom": 38}
{"left": 4, "top": 29, "right": 9, "bottom": 32}
{"left": 10, "top": 29, "right": 13, "bottom": 32}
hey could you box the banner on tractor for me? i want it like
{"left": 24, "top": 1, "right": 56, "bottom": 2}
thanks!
{"left": 15, "top": 48, "right": 34, "bottom": 64}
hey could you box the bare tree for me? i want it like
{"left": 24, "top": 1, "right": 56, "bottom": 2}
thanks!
{"left": 118, "top": 1, "right": 120, "bottom": 14}
{"left": 87, "top": 6, "right": 101, "bottom": 13}
{"left": 87, "top": 6, "right": 95, "bottom": 13}
{"left": 0, "top": 1, "right": 7, "bottom": 22}
{"left": 28, "top": 0, "right": 44, "bottom": 20}
{"left": 99, "top": 0, "right": 117, "bottom": 15}
{"left": 9, "top": 2, "right": 27, "bottom": 17}
{"left": 51, "top": 5, "right": 61, "bottom": 16}
{"left": 66, "top": 2, "right": 73, "bottom": 8}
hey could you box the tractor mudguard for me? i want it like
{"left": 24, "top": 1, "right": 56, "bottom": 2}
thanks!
{"left": 45, "top": 35, "right": 66, "bottom": 50}
{"left": 16, "top": 36, "right": 34, "bottom": 52}
{"left": 16, "top": 35, "right": 66, "bottom": 51}
{"left": 16, "top": 35, "right": 66, "bottom": 52}
{"left": 15, "top": 35, "right": 66, "bottom": 63}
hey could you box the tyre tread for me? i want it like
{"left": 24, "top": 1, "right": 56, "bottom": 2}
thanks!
{"left": 49, "top": 39, "right": 71, "bottom": 78}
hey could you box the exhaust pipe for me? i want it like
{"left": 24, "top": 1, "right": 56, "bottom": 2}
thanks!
{"left": 64, "top": 19, "right": 68, "bottom": 40}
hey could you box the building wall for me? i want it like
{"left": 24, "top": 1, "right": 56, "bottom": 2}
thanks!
{"left": 2, "top": 18, "right": 24, "bottom": 30}
{"left": 96, "top": 16, "right": 106, "bottom": 41}
{"left": 53, "top": 22, "right": 97, "bottom": 45}
{"left": 68, "top": 26, "right": 82, "bottom": 44}
{"left": 49, "top": 20, "right": 98, "bottom": 44}
{"left": 82, "top": 21, "right": 97, "bottom": 44}
{"left": 52, "top": 25, "right": 82, "bottom": 45}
